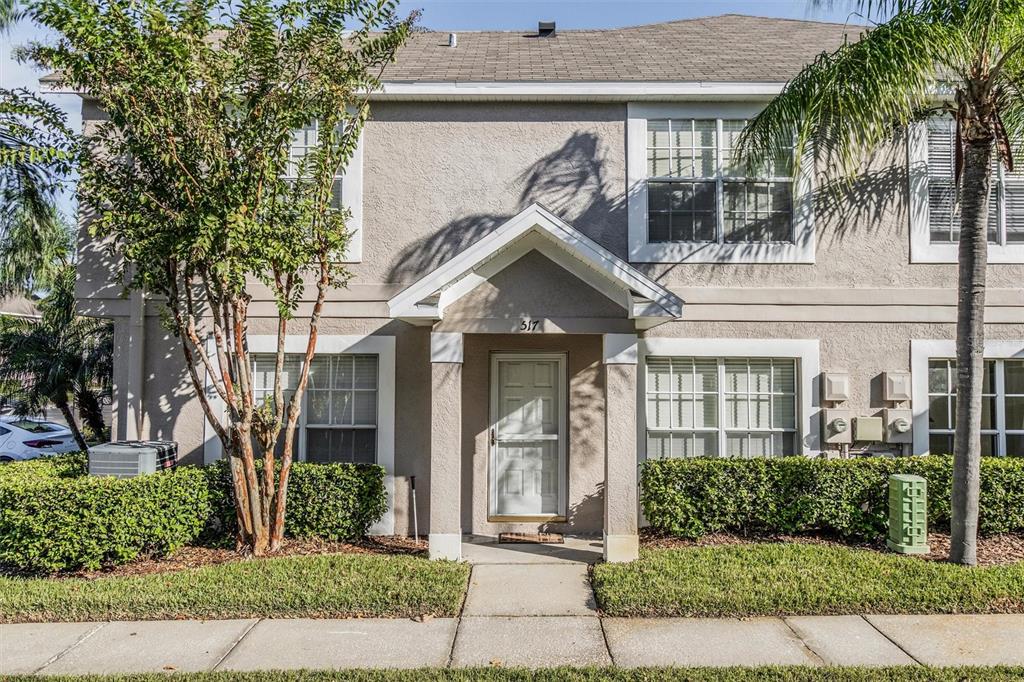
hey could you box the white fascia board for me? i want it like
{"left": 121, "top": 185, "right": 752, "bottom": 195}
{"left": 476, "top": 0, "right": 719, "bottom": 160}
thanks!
{"left": 38, "top": 80, "right": 789, "bottom": 100}
{"left": 387, "top": 203, "right": 683, "bottom": 320}
{"left": 373, "top": 81, "right": 787, "bottom": 101}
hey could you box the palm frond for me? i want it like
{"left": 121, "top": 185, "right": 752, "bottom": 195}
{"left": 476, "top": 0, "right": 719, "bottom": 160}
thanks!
{"left": 738, "top": 9, "right": 949, "bottom": 178}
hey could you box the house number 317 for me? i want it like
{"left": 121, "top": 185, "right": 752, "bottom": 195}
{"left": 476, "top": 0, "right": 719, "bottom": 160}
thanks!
{"left": 518, "top": 319, "right": 540, "bottom": 332}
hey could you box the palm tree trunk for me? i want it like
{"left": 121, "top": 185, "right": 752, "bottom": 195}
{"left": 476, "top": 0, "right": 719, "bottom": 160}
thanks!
{"left": 75, "top": 388, "right": 107, "bottom": 442}
{"left": 56, "top": 399, "right": 90, "bottom": 453}
{"left": 950, "top": 135, "right": 992, "bottom": 567}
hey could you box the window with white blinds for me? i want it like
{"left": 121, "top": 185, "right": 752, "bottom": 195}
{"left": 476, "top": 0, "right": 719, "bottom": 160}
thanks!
{"left": 928, "top": 358, "right": 1024, "bottom": 457}
{"left": 925, "top": 117, "right": 1024, "bottom": 246}
{"left": 251, "top": 353, "right": 378, "bottom": 464}
{"left": 286, "top": 122, "right": 345, "bottom": 212}
{"left": 646, "top": 119, "right": 795, "bottom": 245}
{"left": 645, "top": 357, "right": 798, "bottom": 459}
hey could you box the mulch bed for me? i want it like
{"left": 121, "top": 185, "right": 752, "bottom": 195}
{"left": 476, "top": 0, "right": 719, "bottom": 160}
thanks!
{"left": 640, "top": 528, "right": 1024, "bottom": 566}
{"left": 6, "top": 536, "right": 428, "bottom": 580}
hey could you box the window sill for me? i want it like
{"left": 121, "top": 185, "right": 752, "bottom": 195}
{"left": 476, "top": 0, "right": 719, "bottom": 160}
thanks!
{"left": 910, "top": 241, "right": 1024, "bottom": 264}
{"left": 630, "top": 239, "right": 815, "bottom": 264}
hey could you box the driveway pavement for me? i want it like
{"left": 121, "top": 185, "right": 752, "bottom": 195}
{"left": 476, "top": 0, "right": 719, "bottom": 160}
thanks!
{"left": 3, "top": 542, "right": 1024, "bottom": 674}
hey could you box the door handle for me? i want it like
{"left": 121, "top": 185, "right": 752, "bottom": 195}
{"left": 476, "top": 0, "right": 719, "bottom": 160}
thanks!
{"left": 490, "top": 428, "right": 496, "bottom": 446}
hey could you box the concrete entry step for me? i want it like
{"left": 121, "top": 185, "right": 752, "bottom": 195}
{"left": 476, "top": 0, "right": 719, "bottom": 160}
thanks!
{"left": 462, "top": 534, "right": 602, "bottom": 565}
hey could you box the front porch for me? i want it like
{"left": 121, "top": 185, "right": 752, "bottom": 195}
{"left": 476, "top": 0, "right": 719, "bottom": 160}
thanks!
{"left": 387, "top": 204, "right": 684, "bottom": 563}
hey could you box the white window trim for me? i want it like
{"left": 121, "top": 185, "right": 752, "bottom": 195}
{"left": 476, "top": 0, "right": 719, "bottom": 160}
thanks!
{"left": 638, "top": 338, "right": 821, "bottom": 457}
{"left": 910, "top": 339, "right": 1024, "bottom": 455}
{"left": 339, "top": 128, "right": 364, "bottom": 263}
{"left": 907, "top": 122, "right": 1024, "bottom": 263}
{"left": 627, "top": 103, "right": 816, "bottom": 264}
{"left": 202, "top": 334, "right": 395, "bottom": 535}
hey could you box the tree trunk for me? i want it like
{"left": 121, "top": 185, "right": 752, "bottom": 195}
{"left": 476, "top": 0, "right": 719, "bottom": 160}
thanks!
{"left": 75, "top": 388, "right": 107, "bottom": 441}
{"left": 950, "top": 134, "right": 992, "bottom": 567}
{"left": 56, "top": 400, "right": 90, "bottom": 452}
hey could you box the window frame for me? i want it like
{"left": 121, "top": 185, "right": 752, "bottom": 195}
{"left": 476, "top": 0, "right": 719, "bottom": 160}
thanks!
{"left": 285, "top": 119, "right": 364, "bottom": 263}
{"left": 627, "top": 103, "right": 816, "bottom": 264}
{"left": 639, "top": 338, "right": 821, "bottom": 457}
{"left": 251, "top": 353, "right": 380, "bottom": 464}
{"left": 911, "top": 339, "right": 1024, "bottom": 455}
{"left": 645, "top": 356, "right": 800, "bottom": 459}
{"left": 908, "top": 121, "right": 1024, "bottom": 263}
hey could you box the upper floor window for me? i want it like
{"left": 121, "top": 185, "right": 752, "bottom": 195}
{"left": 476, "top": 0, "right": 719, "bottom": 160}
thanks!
{"left": 908, "top": 119, "right": 1024, "bottom": 263}
{"left": 646, "top": 119, "right": 794, "bottom": 245}
{"left": 286, "top": 122, "right": 346, "bottom": 213}
{"left": 285, "top": 120, "right": 365, "bottom": 262}
{"left": 627, "top": 104, "right": 815, "bottom": 264}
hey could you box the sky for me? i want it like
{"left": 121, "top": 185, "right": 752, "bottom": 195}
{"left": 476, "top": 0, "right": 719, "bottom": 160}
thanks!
{"left": 0, "top": 0, "right": 869, "bottom": 215}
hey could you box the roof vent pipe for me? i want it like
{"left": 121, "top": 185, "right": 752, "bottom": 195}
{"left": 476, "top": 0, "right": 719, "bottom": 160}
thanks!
{"left": 538, "top": 21, "right": 555, "bottom": 37}
{"left": 448, "top": 32, "right": 457, "bottom": 48}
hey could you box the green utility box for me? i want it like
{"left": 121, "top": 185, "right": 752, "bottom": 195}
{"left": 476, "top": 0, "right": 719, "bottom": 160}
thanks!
{"left": 886, "top": 474, "right": 930, "bottom": 554}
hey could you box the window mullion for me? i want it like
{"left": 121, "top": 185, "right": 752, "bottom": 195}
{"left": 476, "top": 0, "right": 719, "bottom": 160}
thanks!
{"left": 996, "top": 359, "right": 1008, "bottom": 457}
{"left": 998, "top": 164, "right": 1007, "bottom": 245}
{"left": 716, "top": 118, "right": 724, "bottom": 244}
{"left": 718, "top": 359, "right": 727, "bottom": 458}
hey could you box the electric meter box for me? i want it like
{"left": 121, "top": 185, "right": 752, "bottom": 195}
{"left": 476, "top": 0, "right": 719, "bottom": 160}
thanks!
{"left": 823, "top": 409, "right": 853, "bottom": 444}
{"left": 884, "top": 408, "right": 914, "bottom": 444}
{"left": 886, "top": 474, "right": 930, "bottom": 554}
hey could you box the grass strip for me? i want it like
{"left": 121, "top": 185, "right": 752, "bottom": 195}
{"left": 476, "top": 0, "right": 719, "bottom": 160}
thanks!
{"left": 0, "top": 553, "right": 470, "bottom": 622}
{"left": 592, "top": 544, "right": 1024, "bottom": 617}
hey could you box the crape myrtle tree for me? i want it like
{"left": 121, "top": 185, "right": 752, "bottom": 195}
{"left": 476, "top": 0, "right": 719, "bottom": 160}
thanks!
{"left": 738, "top": 0, "right": 1024, "bottom": 565}
{"left": 26, "top": 0, "right": 414, "bottom": 553}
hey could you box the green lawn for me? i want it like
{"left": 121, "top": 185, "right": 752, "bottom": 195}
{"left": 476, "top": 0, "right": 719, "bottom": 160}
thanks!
{"left": 5, "top": 668, "right": 1024, "bottom": 681}
{"left": 0, "top": 553, "right": 470, "bottom": 623}
{"left": 592, "top": 544, "right": 1024, "bottom": 618}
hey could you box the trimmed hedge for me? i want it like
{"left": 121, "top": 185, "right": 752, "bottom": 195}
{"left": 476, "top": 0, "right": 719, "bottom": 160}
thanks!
{"left": 203, "top": 459, "right": 387, "bottom": 544}
{"left": 641, "top": 456, "right": 1024, "bottom": 540}
{"left": 0, "top": 454, "right": 387, "bottom": 572}
{"left": 0, "top": 460, "right": 210, "bottom": 572}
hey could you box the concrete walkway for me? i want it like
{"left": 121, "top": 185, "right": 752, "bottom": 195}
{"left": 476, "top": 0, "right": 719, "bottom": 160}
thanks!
{"left": 3, "top": 539, "right": 1024, "bottom": 674}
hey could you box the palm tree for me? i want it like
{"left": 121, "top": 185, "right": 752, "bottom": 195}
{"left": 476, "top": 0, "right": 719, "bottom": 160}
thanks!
{"left": 739, "top": 0, "right": 1024, "bottom": 565}
{"left": 0, "top": 266, "right": 112, "bottom": 450}
{"left": 1, "top": 89, "right": 75, "bottom": 297}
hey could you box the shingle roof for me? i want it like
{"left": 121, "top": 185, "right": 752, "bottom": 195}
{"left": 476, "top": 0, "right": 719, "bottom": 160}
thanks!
{"left": 383, "top": 14, "right": 862, "bottom": 83}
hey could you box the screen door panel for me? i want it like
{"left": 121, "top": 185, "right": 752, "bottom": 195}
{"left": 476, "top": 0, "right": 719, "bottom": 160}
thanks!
{"left": 491, "top": 356, "right": 565, "bottom": 517}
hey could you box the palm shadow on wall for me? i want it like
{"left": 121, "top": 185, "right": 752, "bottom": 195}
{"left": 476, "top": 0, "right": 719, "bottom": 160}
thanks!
{"left": 386, "top": 131, "right": 627, "bottom": 283}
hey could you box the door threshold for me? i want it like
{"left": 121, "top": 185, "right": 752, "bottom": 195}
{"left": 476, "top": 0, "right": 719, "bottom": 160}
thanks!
{"left": 487, "top": 515, "right": 566, "bottom": 523}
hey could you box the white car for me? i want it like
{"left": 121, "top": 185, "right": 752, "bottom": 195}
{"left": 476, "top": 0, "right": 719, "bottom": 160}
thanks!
{"left": 0, "top": 418, "right": 80, "bottom": 462}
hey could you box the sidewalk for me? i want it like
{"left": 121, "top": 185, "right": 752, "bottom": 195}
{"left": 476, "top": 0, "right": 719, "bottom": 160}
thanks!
{"left": 3, "top": 540, "right": 1024, "bottom": 675}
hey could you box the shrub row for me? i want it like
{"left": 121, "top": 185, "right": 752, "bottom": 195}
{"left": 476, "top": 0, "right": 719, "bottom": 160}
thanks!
{"left": 0, "top": 454, "right": 387, "bottom": 572}
{"left": 641, "top": 455, "right": 1024, "bottom": 540}
{"left": 202, "top": 459, "right": 387, "bottom": 544}
{"left": 0, "top": 464, "right": 210, "bottom": 572}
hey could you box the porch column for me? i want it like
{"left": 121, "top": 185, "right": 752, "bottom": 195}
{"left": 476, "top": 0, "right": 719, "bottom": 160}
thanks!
{"left": 603, "top": 333, "right": 640, "bottom": 563}
{"left": 429, "top": 332, "right": 463, "bottom": 561}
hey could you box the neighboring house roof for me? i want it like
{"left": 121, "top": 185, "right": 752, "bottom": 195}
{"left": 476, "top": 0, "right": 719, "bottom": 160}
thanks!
{"left": 388, "top": 203, "right": 683, "bottom": 330}
{"left": 0, "top": 296, "right": 41, "bottom": 320}
{"left": 383, "top": 15, "right": 860, "bottom": 83}
{"left": 41, "top": 15, "right": 863, "bottom": 93}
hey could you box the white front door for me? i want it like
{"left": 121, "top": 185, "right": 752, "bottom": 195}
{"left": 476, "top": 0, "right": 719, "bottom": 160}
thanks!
{"left": 490, "top": 353, "right": 567, "bottom": 518}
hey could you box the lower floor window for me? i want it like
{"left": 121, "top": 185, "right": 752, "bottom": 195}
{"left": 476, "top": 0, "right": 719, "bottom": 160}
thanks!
{"left": 252, "top": 353, "right": 378, "bottom": 464}
{"left": 645, "top": 356, "right": 798, "bottom": 459}
{"left": 928, "top": 358, "right": 1024, "bottom": 457}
